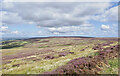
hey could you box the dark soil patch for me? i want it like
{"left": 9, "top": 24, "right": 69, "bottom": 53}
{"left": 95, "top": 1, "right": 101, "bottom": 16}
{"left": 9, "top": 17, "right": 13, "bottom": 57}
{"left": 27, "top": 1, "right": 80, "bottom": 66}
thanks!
{"left": 12, "top": 64, "right": 20, "bottom": 67}
{"left": 44, "top": 55, "right": 55, "bottom": 59}
{"left": 58, "top": 51, "right": 74, "bottom": 57}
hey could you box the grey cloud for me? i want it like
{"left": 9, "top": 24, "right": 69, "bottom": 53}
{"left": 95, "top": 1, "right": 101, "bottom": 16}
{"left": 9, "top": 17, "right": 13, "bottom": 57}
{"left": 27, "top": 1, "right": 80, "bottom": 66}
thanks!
{"left": 2, "top": 2, "right": 112, "bottom": 27}
{"left": 1, "top": 11, "right": 26, "bottom": 25}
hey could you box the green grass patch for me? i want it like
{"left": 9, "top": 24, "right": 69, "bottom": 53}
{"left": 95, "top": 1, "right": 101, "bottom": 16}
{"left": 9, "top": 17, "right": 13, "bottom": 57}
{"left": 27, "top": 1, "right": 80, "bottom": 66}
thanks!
{"left": 38, "top": 45, "right": 49, "bottom": 48}
{"left": 88, "top": 52, "right": 99, "bottom": 56}
{"left": 57, "top": 44, "right": 72, "bottom": 46}
{"left": 101, "top": 58, "right": 118, "bottom": 74}
{"left": 2, "top": 41, "right": 29, "bottom": 49}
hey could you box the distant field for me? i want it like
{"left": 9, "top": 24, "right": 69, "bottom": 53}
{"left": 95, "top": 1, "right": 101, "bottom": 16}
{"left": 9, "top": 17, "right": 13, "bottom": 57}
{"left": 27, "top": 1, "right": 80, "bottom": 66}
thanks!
{"left": 1, "top": 37, "right": 119, "bottom": 74}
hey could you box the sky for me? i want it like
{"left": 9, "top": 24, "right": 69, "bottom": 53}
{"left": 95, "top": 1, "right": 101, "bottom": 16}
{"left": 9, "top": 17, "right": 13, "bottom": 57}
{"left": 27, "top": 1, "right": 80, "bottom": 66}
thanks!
{"left": 0, "top": 0, "right": 119, "bottom": 38}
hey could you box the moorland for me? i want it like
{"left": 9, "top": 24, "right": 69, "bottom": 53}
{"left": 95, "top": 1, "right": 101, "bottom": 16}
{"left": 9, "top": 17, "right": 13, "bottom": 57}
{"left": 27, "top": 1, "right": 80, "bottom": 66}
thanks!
{"left": 1, "top": 37, "right": 119, "bottom": 74}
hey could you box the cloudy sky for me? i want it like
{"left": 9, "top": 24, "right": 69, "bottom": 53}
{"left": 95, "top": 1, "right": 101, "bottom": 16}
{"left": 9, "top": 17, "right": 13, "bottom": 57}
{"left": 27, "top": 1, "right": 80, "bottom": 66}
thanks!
{"left": 0, "top": 1, "right": 119, "bottom": 38}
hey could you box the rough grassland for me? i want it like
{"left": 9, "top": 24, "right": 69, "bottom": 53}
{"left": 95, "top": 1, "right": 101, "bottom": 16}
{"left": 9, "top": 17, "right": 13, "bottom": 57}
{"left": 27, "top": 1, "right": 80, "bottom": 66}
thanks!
{"left": 1, "top": 37, "right": 119, "bottom": 74}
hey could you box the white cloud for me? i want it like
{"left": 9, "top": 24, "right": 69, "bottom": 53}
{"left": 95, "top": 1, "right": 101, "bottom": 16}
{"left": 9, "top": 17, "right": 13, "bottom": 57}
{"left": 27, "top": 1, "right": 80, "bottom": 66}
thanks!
{"left": 0, "top": 26, "right": 20, "bottom": 35}
{"left": 101, "top": 24, "right": 110, "bottom": 30}
{"left": 38, "top": 31, "right": 42, "bottom": 34}
{"left": 2, "top": 0, "right": 117, "bottom": 2}
{"left": 93, "top": 5, "right": 118, "bottom": 22}
{"left": 48, "top": 26, "right": 79, "bottom": 33}
{"left": 11, "top": 30, "right": 19, "bottom": 34}
{"left": 0, "top": 26, "right": 8, "bottom": 32}
{"left": 1, "top": 2, "right": 118, "bottom": 37}
{"left": 0, "top": 32, "right": 4, "bottom": 35}
{"left": 53, "top": 32, "right": 59, "bottom": 35}
{"left": 99, "top": 24, "right": 118, "bottom": 37}
{"left": 48, "top": 24, "right": 94, "bottom": 35}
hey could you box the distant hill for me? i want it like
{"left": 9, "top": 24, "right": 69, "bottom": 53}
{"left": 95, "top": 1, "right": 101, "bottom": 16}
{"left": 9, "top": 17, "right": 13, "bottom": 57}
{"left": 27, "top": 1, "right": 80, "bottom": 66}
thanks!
{"left": 25, "top": 36, "right": 94, "bottom": 40}
{"left": 2, "top": 37, "right": 29, "bottom": 41}
{"left": 50, "top": 36, "right": 94, "bottom": 38}
{"left": 1, "top": 36, "right": 94, "bottom": 41}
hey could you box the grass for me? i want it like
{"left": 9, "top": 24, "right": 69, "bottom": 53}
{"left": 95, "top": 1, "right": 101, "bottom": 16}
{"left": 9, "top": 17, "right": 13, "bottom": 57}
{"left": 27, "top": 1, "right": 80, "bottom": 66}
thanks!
{"left": 2, "top": 44, "right": 98, "bottom": 74}
{"left": 38, "top": 45, "right": 49, "bottom": 48}
{"left": 57, "top": 44, "right": 72, "bottom": 46}
{"left": 100, "top": 58, "right": 118, "bottom": 74}
{"left": 38, "top": 39, "right": 49, "bottom": 43}
{"left": 2, "top": 48, "right": 30, "bottom": 56}
{"left": 88, "top": 52, "right": 99, "bottom": 56}
{"left": 2, "top": 38, "right": 118, "bottom": 74}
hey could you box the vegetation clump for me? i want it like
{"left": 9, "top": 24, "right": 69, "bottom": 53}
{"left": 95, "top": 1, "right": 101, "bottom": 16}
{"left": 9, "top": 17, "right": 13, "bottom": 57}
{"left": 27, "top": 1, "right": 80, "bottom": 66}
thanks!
{"left": 2, "top": 41, "right": 28, "bottom": 49}
{"left": 45, "top": 45, "right": 119, "bottom": 74}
